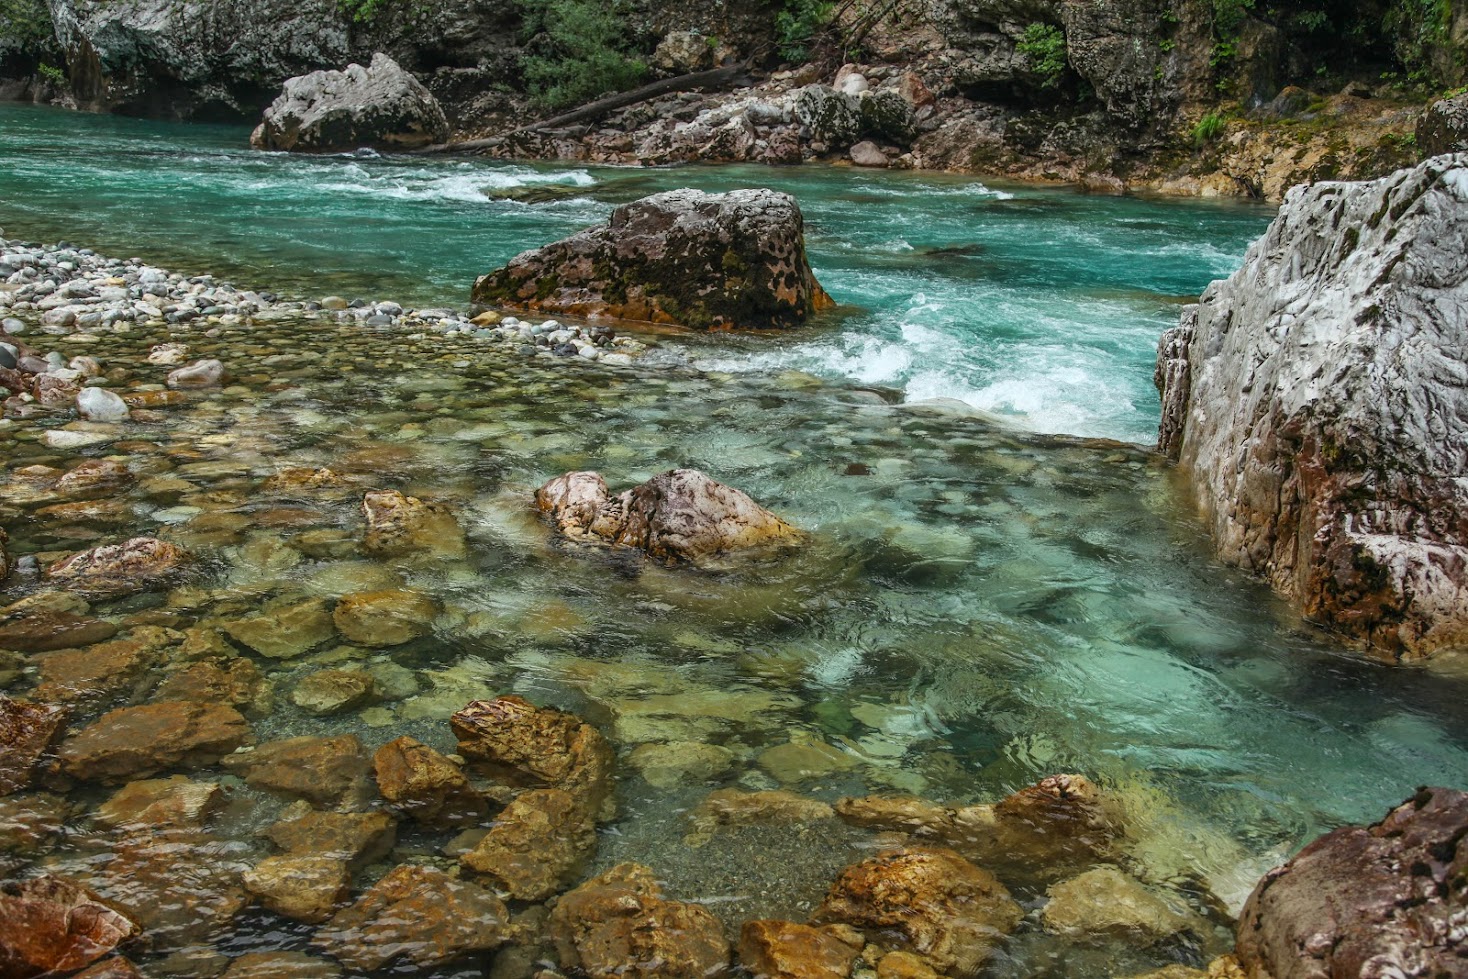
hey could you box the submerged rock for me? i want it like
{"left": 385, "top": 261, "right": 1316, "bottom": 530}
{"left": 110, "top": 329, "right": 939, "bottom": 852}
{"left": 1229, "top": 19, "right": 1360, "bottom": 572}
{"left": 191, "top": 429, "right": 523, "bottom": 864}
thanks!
{"left": 332, "top": 588, "right": 439, "bottom": 645}
{"left": 812, "top": 847, "right": 1024, "bottom": 976}
{"left": 738, "top": 919, "right": 863, "bottom": 979}
{"left": 242, "top": 855, "right": 350, "bottom": 924}
{"left": 451, "top": 695, "right": 614, "bottom": 813}
{"left": 252, "top": 53, "right": 450, "bottom": 153}
{"left": 536, "top": 468, "right": 803, "bottom": 565}
{"left": 1235, "top": 786, "right": 1467, "bottom": 979}
{"left": 0, "top": 876, "right": 140, "bottom": 979}
{"left": 372, "top": 736, "right": 486, "bottom": 828}
{"left": 1040, "top": 866, "right": 1197, "bottom": 944}
{"left": 264, "top": 807, "right": 397, "bottom": 872}
{"left": 472, "top": 188, "right": 833, "bottom": 329}
{"left": 45, "top": 537, "right": 191, "bottom": 600}
{"left": 0, "top": 697, "right": 69, "bottom": 796}
{"left": 548, "top": 863, "right": 731, "bottom": 979}
{"left": 59, "top": 701, "right": 252, "bottom": 783}
{"left": 1156, "top": 155, "right": 1468, "bottom": 658}
{"left": 94, "top": 776, "right": 224, "bottom": 832}
{"left": 221, "top": 734, "right": 371, "bottom": 807}
{"left": 460, "top": 786, "right": 596, "bottom": 900}
{"left": 361, "top": 489, "right": 467, "bottom": 561}
{"left": 313, "top": 864, "right": 509, "bottom": 972}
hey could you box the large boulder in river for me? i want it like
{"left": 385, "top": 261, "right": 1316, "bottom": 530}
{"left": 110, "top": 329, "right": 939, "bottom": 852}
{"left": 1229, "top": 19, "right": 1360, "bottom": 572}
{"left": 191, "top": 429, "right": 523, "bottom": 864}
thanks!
{"left": 536, "top": 468, "right": 803, "bottom": 565}
{"left": 1234, "top": 786, "right": 1467, "bottom": 978}
{"left": 1155, "top": 155, "right": 1468, "bottom": 659}
{"left": 471, "top": 189, "right": 833, "bottom": 329}
{"left": 251, "top": 53, "right": 449, "bottom": 152}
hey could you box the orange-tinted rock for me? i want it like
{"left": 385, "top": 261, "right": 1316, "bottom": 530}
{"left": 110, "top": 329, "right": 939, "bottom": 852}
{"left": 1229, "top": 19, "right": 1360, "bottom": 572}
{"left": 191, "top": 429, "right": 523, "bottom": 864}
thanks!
{"left": 72, "top": 957, "right": 145, "bottom": 979}
{"left": 331, "top": 589, "right": 438, "bottom": 646}
{"left": 361, "top": 489, "right": 466, "bottom": 561}
{"left": 877, "top": 951, "right": 942, "bottom": 979}
{"left": 0, "top": 876, "right": 140, "bottom": 979}
{"left": 738, "top": 919, "right": 861, "bottom": 979}
{"left": 834, "top": 795, "right": 956, "bottom": 838}
{"left": 221, "top": 735, "right": 370, "bottom": 807}
{"left": 686, "top": 788, "right": 835, "bottom": 845}
{"left": 372, "top": 736, "right": 486, "bottom": 828}
{"left": 260, "top": 467, "right": 349, "bottom": 495}
{"left": 221, "top": 951, "right": 343, "bottom": 979}
{"left": 813, "top": 847, "right": 1023, "bottom": 976}
{"left": 0, "top": 792, "right": 69, "bottom": 854}
{"left": 94, "top": 776, "right": 225, "bottom": 832}
{"left": 60, "top": 701, "right": 252, "bottom": 783}
{"left": 313, "top": 864, "right": 509, "bottom": 972}
{"left": 451, "top": 696, "right": 613, "bottom": 813}
{"left": 242, "top": 855, "right": 351, "bottom": 924}
{"left": 31, "top": 634, "right": 165, "bottom": 706}
{"left": 0, "top": 607, "right": 119, "bottom": 652}
{"left": 548, "top": 863, "right": 731, "bottom": 979}
{"left": 45, "top": 537, "right": 191, "bottom": 599}
{"left": 153, "top": 657, "right": 268, "bottom": 712}
{"left": 264, "top": 807, "right": 397, "bottom": 871}
{"left": 0, "top": 697, "right": 69, "bottom": 796}
{"left": 460, "top": 787, "right": 595, "bottom": 900}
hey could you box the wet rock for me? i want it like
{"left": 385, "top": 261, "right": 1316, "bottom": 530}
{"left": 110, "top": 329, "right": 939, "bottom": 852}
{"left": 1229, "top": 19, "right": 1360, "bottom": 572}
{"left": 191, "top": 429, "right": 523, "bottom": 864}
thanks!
{"left": 312, "top": 864, "right": 509, "bottom": 972}
{"left": 0, "top": 697, "right": 69, "bottom": 796}
{"left": 537, "top": 468, "right": 802, "bottom": 565}
{"left": 373, "top": 736, "right": 486, "bottom": 828}
{"left": 45, "top": 537, "right": 191, "bottom": 600}
{"left": 264, "top": 807, "right": 397, "bottom": 871}
{"left": 60, "top": 701, "right": 252, "bottom": 783}
{"left": 153, "top": 657, "right": 268, "bottom": 713}
{"left": 461, "top": 787, "right": 596, "bottom": 900}
{"left": 548, "top": 863, "right": 731, "bottom": 979}
{"left": 1235, "top": 786, "right": 1468, "bottom": 979}
{"left": 1156, "top": 156, "right": 1468, "bottom": 658}
{"left": 57, "top": 460, "right": 133, "bottom": 499}
{"left": 290, "top": 669, "right": 376, "bottom": 716}
{"left": 850, "top": 140, "right": 889, "bottom": 167}
{"left": 0, "top": 601, "right": 118, "bottom": 652}
{"left": 738, "top": 919, "right": 862, "bottom": 979}
{"left": 0, "top": 792, "right": 69, "bottom": 855}
{"left": 794, "top": 85, "right": 861, "bottom": 148}
{"left": 165, "top": 359, "right": 225, "bottom": 389}
{"left": 94, "top": 776, "right": 224, "bottom": 832}
{"left": 76, "top": 387, "right": 130, "bottom": 423}
{"left": 221, "top": 951, "right": 343, "bottom": 979}
{"left": 32, "top": 633, "right": 166, "bottom": 706}
{"left": 70, "top": 957, "right": 144, "bottom": 979}
{"left": 222, "top": 597, "right": 335, "bottom": 659}
{"left": 147, "top": 343, "right": 190, "bottom": 366}
{"left": 758, "top": 739, "right": 860, "bottom": 783}
{"left": 876, "top": 951, "right": 942, "bottom": 979}
{"left": 221, "top": 734, "right": 371, "bottom": 807}
{"left": 242, "top": 854, "right": 351, "bottom": 924}
{"left": 1417, "top": 94, "right": 1468, "bottom": 155}
{"left": 1040, "top": 866, "right": 1196, "bottom": 943}
{"left": 35, "top": 499, "right": 135, "bottom": 526}
{"left": 252, "top": 53, "right": 450, "bottom": 153}
{"left": 332, "top": 588, "right": 439, "bottom": 645}
{"left": 0, "top": 876, "right": 140, "bottom": 979}
{"left": 472, "top": 188, "right": 833, "bottom": 330}
{"left": 812, "top": 847, "right": 1023, "bottom": 976}
{"left": 0, "top": 527, "right": 9, "bottom": 581}
{"left": 834, "top": 795, "right": 956, "bottom": 839}
{"left": 451, "top": 696, "right": 614, "bottom": 813}
{"left": 627, "top": 741, "right": 735, "bottom": 788}
{"left": 686, "top": 788, "right": 835, "bottom": 845}
{"left": 260, "top": 466, "right": 349, "bottom": 495}
{"left": 361, "top": 489, "right": 467, "bottom": 561}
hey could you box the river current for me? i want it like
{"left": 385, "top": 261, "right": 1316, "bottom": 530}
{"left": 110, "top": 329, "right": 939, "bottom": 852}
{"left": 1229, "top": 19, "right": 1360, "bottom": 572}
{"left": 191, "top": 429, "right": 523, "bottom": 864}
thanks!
{"left": 1, "top": 103, "right": 1466, "bottom": 976}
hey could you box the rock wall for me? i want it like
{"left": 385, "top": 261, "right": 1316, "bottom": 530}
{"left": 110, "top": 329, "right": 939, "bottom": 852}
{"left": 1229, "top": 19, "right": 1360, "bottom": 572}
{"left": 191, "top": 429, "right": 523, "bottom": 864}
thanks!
{"left": 1156, "top": 154, "right": 1468, "bottom": 659}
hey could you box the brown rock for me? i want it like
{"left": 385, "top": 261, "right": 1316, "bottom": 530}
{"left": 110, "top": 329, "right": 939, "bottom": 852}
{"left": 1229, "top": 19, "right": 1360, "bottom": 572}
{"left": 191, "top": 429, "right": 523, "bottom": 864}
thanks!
{"left": 461, "top": 787, "right": 595, "bottom": 900}
{"left": 372, "top": 736, "right": 486, "bottom": 828}
{"left": 242, "top": 855, "right": 351, "bottom": 924}
{"left": 451, "top": 696, "right": 614, "bottom": 813}
{"left": 221, "top": 735, "right": 371, "bottom": 807}
{"left": 0, "top": 792, "right": 69, "bottom": 854}
{"left": 60, "top": 701, "right": 252, "bottom": 783}
{"left": 834, "top": 795, "right": 957, "bottom": 838}
{"left": 1235, "top": 786, "right": 1468, "bottom": 979}
{"left": 332, "top": 589, "right": 439, "bottom": 646}
{"left": 264, "top": 808, "right": 397, "bottom": 871}
{"left": 55, "top": 460, "right": 132, "bottom": 499}
{"left": 361, "top": 489, "right": 466, "bottom": 561}
{"left": 548, "top": 863, "right": 731, "bottom": 979}
{"left": 35, "top": 500, "right": 134, "bottom": 526}
{"left": 687, "top": 788, "right": 835, "bottom": 844}
{"left": 537, "top": 468, "right": 802, "bottom": 566}
{"left": 0, "top": 697, "right": 69, "bottom": 796}
{"left": 72, "top": 958, "right": 145, "bottom": 979}
{"left": 221, "top": 597, "right": 335, "bottom": 659}
{"left": 45, "top": 537, "right": 191, "bottom": 599}
{"left": 812, "top": 847, "right": 1023, "bottom": 976}
{"left": 738, "top": 919, "right": 861, "bottom": 979}
{"left": 260, "top": 467, "right": 349, "bottom": 495}
{"left": 289, "top": 669, "right": 376, "bottom": 716}
{"left": 472, "top": 188, "right": 832, "bottom": 330}
{"left": 221, "top": 951, "right": 343, "bottom": 979}
{"left": 0, "top": 876, "right": 140, "bottom": 979}
{"left": 1040, "top": 866, "right": 1195, "bottom": 943}
{"left": 877, "top": 951, "right": 942, "bottom": 979}
{"left": 0, "top": 606, "right": 119, "bottom": 652}
{"left": 153, "top": 657, "right": 268, "bottom": 712}
{"left": 946, "top": 774, "right": 1120, "bottom": 879}
{"left": 94, "top": 776, "right": 224, "bottom": 832}
{"left": 313, "top": 864, "right": 509, "bottom": 972}
{"left": 32, "top": 634, "right": 165, "bottom": 707}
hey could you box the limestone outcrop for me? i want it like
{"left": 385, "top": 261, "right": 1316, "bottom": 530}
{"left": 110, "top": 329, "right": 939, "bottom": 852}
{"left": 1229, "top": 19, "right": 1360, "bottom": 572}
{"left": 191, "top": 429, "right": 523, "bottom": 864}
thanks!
{"left": 1418, "top": 93, "right": 1468, "bottom": 156}
{"left": 536, "top": 468, "right": 803, "bottom": 565}
{"left": 1234, "top": 787, "right": 1467, "bottom": 979}
{"left": 1156, "top": 155, "right": 1468, "bottom": 658}
{"left": 472, "top": 189, "right": 833, "bottom": 330}
{"left": 251, "top": 53, "right": 449, "bottom": 152}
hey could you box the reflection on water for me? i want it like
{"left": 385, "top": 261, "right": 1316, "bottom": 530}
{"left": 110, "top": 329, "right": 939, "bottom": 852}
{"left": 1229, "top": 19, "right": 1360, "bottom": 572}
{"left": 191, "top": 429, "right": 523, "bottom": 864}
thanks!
{"left": 2, "top": 312, "right": 1465, "bottom": 974}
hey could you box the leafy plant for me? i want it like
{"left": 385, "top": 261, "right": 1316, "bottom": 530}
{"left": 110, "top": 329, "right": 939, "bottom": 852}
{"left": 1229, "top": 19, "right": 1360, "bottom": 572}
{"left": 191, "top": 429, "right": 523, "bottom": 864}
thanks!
{"left": 1386, "top": 0, "right": 1455, "bottom": 87}
{"left": 517, "top": 0, "right": 647, "bottom": 111}
{"left": 0, "top": 0, "right": 54, "bottom": 46}
{"left": 36, "top": 61, "right": 63, "bottom": 83}
{"left": 338, "top": 0, "right": 390, "bottom": 24}
{"left": 1017, "top": 22, "right": 1067, "bottom": 86}
{"left": 775, "top": 0, "right": 834, "bottom": 62}
{"left": 1192, "top": 112, "right": 1226, "bottom": 146}
{"left": 1208, "top": 0, "right": 1254, "bottom": 70}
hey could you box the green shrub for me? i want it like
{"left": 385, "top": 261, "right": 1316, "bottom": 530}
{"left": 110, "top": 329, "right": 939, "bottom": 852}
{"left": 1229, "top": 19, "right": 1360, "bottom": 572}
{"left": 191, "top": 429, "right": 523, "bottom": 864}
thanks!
{"left": 36, "top": 61, "right": 64, "bottom": 83}
{"left": 338, "top": 0, "right": 390, "bottom": 24}
{"left": 517, "top": 0, "right": 647, "bottom": 111}
{"left": 775, "top": 0, "right": 834, "bottom": 63}
{"left": 0, "top": 0, "right": 55, "bottom": 46}
{"left": 1192, "top": 112, "right": 1226, "bottom": 145}
{"left": 1386, "top": 0, "right": 1455, "bottom": 86}
{"left": 1017, "top": 22, "right": 1067, "bottom": 87}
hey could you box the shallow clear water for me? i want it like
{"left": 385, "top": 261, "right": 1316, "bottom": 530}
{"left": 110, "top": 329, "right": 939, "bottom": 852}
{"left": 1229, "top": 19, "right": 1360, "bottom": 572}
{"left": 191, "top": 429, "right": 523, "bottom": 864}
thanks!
{"left": 2, "top": 104, "right": 1466, "bottom": 977}
{"left": 0, "top": 103, "right": 1272, "bottom": 442}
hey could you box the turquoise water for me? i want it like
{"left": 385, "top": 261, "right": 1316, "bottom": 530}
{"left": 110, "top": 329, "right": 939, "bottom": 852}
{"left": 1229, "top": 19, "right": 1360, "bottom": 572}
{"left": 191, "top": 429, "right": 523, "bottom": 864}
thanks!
{"left": 2, "top": 102, "right": 1467, "bottom": 975}
{"left": 0, "top": 103, "right": 1271, "bottom": 443}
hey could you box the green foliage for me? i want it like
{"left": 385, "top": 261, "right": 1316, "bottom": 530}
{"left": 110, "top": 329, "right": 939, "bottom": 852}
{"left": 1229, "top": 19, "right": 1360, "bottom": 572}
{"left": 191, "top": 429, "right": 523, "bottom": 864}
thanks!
{"left": 36, "top": 61, "right": 63, "bottom": 83}
{"left": 1208, "top": 0, "right": 1254, "bottom": 69}
{"left": 338, "top": 0, "right": 391, "bottom": 24}
{"left": 775, "top": 0, "right": 834, "bottom": 62}
{"left": 0, "top": 0, "right": 54, "bottom": 47}
{"left": 517, "top": 0, "right": 647, "bottom": 111}
{"left": 1016, "top": 22, "right": 1067, "bottom": 86}
{"left": 1386, "top": 0, "right": 1455, "bottom": 85}
{"left": 1192, "top": 112, "right": 1226, "bottom": 146}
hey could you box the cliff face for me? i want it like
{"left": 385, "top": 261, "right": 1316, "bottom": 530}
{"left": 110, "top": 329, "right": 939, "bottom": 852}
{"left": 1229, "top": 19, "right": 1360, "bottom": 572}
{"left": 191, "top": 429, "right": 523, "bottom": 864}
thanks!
{"left": 1156, "top": 155, "right": 1468, "bottom": 659}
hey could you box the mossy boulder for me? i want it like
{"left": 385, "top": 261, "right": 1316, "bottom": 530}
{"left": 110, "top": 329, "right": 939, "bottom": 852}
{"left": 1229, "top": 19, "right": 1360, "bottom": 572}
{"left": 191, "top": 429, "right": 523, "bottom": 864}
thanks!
{"left": 471, "top": 189, "right": 833, "bottom": 330}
